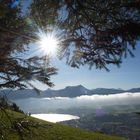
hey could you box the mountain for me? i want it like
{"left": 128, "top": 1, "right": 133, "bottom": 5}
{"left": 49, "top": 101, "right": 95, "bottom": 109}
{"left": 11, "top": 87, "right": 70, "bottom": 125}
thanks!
{"left": 91, "top": 88, "right": 124, "bottom": 95}
{"left": 43, "top": 85, "right": 90, "bottom": 97}
{"left": 0, "top": 85, "right": 140, "bottom": 99}
{"left": 0, "top": 85, "right": 90, "bottom": 99}
{"left": 126, "top": 88, "right": 140, "bottom": 93}
{"left": 0, "top": 89, "right": 37, "bottom": 99}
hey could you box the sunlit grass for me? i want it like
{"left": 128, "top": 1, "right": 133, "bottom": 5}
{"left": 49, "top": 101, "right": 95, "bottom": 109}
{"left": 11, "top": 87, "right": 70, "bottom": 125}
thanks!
{"left": 0, "top": 109, "right": 127, "bottom": 140}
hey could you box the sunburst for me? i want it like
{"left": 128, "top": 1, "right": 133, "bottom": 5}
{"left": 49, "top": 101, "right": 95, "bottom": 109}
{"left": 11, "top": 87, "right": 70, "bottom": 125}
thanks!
{"left": 36, "top": 29, "right": 59, "bottom": 56}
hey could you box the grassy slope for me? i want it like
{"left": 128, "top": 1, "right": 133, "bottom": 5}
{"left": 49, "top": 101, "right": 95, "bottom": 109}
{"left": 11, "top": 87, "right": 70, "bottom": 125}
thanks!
{"left": 0, "top": 109, "right": 127, "bottom": 140}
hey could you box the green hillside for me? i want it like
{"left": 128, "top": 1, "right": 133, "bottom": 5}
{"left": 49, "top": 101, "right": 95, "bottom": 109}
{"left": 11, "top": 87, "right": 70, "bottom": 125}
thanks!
{"left": 0, "top": 109, "right": 127, "bottom": 140}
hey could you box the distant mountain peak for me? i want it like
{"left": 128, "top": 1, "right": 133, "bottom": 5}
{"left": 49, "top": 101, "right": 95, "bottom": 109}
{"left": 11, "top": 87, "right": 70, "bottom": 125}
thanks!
{"left": 77, "top": 84, "right": 84, "bottom": 87}
{"left": 65, "top": 85, "right": 87, "bottom": 89}
{"left": 47, "top": 88, "right": 52, "bottom": 91}
{"left": 1, "top": 86, "right": 140, "bottom": 99}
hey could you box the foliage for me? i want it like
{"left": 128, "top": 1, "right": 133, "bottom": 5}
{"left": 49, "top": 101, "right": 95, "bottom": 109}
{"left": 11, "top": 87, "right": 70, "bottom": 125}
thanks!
{"left": 30, "top": 0, "right": 140, "bottom": 70}
{"left": 30, "top": 0, "right": 60, "bottom": 28}
{"left": 0, "top": 0, "right": 57, "bottom": 90}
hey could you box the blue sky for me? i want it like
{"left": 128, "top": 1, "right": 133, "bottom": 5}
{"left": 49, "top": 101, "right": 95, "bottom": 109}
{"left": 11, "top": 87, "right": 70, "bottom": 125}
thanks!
{"left": 21, "top": 0, "right": 140, "bottom": 90}
{"left": 47, "top": 43, "right": 140, "bottom": 90}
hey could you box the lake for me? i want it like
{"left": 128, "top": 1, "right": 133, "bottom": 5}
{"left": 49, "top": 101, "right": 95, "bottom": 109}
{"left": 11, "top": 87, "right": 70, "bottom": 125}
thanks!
{"left": 31, "top": 113, "right": 80, "bottom": 123}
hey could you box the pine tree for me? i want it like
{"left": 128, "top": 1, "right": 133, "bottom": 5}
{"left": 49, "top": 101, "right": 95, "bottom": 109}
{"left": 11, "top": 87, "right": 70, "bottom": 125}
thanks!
{"left": 30, "top": 0, "right": 140, "bottom": 70}
{"left": 0, "top": 0, "right": 57, "bottom": 89}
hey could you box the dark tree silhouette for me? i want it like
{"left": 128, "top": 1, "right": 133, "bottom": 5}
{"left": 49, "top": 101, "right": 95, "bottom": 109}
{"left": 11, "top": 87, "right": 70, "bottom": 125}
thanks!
{"left": 31, "top": 0, "right": 140, "bottom": 70}
{"left": 0, "top": 0, "right": 57, "bottom": 89}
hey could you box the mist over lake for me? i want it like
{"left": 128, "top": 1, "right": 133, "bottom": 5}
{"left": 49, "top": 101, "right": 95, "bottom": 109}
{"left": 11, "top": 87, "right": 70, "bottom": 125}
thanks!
{"left": 12, "top": 92, "right": 140, "bottom": 114}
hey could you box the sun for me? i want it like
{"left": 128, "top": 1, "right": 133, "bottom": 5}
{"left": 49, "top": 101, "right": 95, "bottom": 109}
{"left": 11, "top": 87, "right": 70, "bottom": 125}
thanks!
{"left": 39, "top": 35, "right": 58, "bottom": 55}
{"left": 37, "top": 30, "right": 59, "bottom": 56}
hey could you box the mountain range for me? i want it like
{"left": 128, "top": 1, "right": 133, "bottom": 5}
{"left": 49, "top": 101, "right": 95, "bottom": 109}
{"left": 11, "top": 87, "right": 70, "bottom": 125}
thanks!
{"left": 0, "top": 85, "right": 140, "bottom": 99}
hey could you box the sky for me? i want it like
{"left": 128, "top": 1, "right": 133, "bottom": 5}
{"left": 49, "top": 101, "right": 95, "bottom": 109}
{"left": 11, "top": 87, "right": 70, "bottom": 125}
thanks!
{"left": 47, "top": 43, "right": 140, "bottom": 90}
{"left": 21, "top": 0, "right": 140, "bottom": 90}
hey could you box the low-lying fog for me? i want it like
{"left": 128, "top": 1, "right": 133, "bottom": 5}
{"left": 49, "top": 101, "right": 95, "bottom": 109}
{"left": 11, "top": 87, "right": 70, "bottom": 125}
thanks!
{"left": 12, "top": 92, "right": 140, "bottom": 114}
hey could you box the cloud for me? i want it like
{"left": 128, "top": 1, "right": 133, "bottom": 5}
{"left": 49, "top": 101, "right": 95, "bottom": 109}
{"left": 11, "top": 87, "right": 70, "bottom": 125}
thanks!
{"left": 75, "top": 92, "right": 140, "bottom": 106}
{"left": 13, "top": 92, "right": 140, "bottom": 113}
